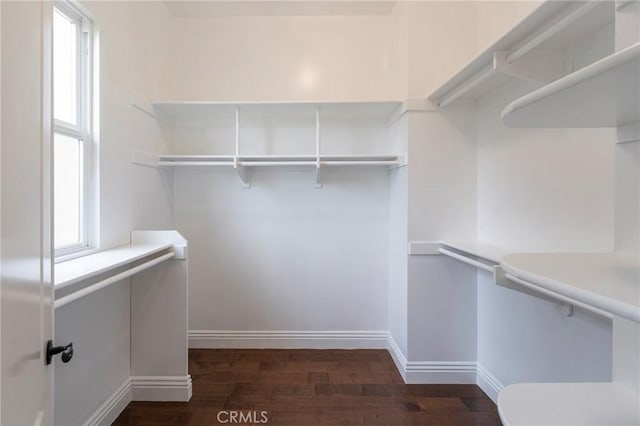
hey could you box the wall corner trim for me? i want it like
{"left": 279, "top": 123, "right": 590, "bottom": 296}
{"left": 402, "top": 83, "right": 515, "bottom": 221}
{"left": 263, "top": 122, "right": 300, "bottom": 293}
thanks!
{"left": 476, "top": 364, "right": 504, "bottom": 403}
{"left": 83, "top": 379, "right": 132, "bottom": 426}
{"left": 83, "top": 375, "right": 193, "bottom": 425}
{"left": 386, "top": 334, "right": 408, "bottom": 382}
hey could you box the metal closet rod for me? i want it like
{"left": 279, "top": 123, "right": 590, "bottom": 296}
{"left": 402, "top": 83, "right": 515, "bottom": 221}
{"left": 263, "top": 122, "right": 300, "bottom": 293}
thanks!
{"left": 54, "top": 252, "right": 176, "bottom": 309}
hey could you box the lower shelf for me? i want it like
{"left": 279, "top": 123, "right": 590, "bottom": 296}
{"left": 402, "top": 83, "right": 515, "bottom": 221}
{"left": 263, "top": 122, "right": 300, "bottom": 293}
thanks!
{"left": 498, "top": 382, "right": 640, "bottom": 426}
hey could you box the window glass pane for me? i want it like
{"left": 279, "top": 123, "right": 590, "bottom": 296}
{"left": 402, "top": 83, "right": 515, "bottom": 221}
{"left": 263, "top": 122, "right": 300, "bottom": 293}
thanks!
{"left": 54, "top": 133, "right": 82, "bottom": 249}
{"left": 53, "top": 8, "right": 77, "bottom": 124}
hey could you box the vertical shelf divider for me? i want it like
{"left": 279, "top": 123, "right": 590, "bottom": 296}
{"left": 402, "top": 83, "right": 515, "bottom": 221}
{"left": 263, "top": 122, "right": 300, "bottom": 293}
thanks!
{"left": 315, "top": 107, "right": 323, "bottom": 188}
{"left": 233, "top": 106, "right": 250, "bottom": 187}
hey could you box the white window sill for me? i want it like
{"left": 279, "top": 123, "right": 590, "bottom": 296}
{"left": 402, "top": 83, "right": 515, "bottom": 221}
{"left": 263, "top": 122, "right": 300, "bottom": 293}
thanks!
{"left": 55, "top": 242, "right": 173, "bottom": 289}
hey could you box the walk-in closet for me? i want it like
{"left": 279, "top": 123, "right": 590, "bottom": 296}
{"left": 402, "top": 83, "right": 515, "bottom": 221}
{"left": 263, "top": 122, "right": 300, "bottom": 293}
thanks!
{"left": 1, "top": 1, "right": 638, "bottom": 425}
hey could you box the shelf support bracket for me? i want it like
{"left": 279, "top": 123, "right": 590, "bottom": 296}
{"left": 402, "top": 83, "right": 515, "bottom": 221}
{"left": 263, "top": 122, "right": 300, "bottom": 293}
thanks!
{"left": 314, "top": 107, "right": 323, "bottom": 189}
{"left": 233, "top": 106, "right": 250, "bottom": 188}
{"left": 132, "top": 151, "right": 159, "bottom": 168}
{"left": 233, "top": 157, "right": 250, "bottom": 188}
{"left": 314, "top": 165, "right": 323, "bottom": 189}
{"left": 494, "top": 266, "right": 574, "bottom": 316}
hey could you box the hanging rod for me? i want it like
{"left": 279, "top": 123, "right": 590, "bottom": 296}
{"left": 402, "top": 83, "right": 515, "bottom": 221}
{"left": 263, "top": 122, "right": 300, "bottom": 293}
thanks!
{"left": 438, "top": 65, "right": 497, "bottom": 107}
{"left": 438, "top": 248, "right": 495, "bottom": 272}
{"left": 503, "top": 273, "right": 612, "bottom": 319}
{"left": 55, "top": 252, "right": 175, "bottom": 309}
{"left": 505, "top": 1, "right": 600, "bottom": 63}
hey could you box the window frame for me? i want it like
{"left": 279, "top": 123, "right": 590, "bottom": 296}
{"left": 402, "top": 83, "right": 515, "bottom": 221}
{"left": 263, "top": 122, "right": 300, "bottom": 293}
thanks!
{"left": 53, "top": 1, "right": 96, "bottom": 259}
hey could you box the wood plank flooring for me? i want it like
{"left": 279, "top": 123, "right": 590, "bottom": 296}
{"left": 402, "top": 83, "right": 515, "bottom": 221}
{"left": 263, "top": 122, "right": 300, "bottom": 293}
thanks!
{"left": 113, "top": 349, "right": 501, "bottom": 425}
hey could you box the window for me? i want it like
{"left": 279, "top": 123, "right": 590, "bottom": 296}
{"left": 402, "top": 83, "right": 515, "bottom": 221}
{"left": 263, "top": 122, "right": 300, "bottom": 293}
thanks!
{"left": 53, "top": 1, "right": 94, "bottom": 256}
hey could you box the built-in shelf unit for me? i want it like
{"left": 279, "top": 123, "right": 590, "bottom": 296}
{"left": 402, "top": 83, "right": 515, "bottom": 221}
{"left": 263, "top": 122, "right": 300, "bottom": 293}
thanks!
{"left": 428, "top": 1, "right": 614, "bottom": 107}
{"left": 54, "top": 231, "right": 187, "bottom": 309}
{"left": 427, "top": 0, "right": 640, "bottom": 424}
{"left": 502, "top": 42, "right": 639, "bottom": 129}
{"left": 502, "top": 252, "right": 638, "bottom": 322}
{"left": 134, "top": 101, "right": 406, "bottom": 186}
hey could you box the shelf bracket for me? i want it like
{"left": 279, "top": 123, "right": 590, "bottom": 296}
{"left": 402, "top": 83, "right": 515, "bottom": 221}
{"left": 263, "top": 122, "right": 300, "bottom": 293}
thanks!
{"left": 314, "top": 107, "right": 323, "bottom": 189}
{"left": 132, "top": 151, "right": 159, "bottom": 168}
{"left": 314, "top": 165, "right": 323, "bottom": 189}
{"left": 233, "top": 158, "right": 250, "bottom": 188}
{"left": 494, "top": 266, "right": 574, "bottom": 316}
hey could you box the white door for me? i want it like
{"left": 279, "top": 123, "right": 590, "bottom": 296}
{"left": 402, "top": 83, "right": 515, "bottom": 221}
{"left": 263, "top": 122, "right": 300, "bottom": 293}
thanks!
{"left": 1, "top": 1, "right": 55, "bottom": 425}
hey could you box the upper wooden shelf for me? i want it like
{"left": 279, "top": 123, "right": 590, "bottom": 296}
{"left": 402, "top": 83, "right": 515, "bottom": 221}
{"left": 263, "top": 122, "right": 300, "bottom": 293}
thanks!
{"left": 428, "top": 1, "right": 613, "bottom": 107}
{"left": 501, "top": 252, "right": 640, "bottom": 322}
{"left": 502, "top": 42, "right": 640, "bottom": 128}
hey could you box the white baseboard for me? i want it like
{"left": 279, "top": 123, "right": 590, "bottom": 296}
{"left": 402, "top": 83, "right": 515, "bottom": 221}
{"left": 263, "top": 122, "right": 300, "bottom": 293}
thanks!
{"left": 188, "top": 330, "right": 499, "bottom": 398}
{"left": 476, "top": 363, "right": 504, "bottom": 403}
{"left": 84, "top": 375, "right": 192, "bottom": 425}
{"left": 386, "top": 334, "right": 476, "bottom": 384}
{"left": 386, "top": 334, "right": 408, "bottom": 382}
{"left": 84, "top": 379, "right": 131, "bottom": 426}
{"left": 130, "top": 376, "right": 193, "bottom": 402}
{"left": 189, "top": 330, "right": 389, "bottom": 349}
{"left": 404, "top": 361, "right": 477, "bottom": 384}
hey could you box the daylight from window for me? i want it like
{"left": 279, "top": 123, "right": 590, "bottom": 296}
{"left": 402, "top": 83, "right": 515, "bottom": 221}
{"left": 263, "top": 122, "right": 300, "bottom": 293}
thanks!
{"left": 53, "top": 4, "right": 90, "bottom": 252}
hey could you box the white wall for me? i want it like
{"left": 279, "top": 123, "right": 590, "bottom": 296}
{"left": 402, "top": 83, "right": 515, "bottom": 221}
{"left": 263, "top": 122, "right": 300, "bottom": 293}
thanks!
{"left": 398, "top": 2, "right": 480, "bottom": 373}
{"left": 54, "top": 2, "right": 175, "bottom": 425}
{"left": 173, "top": 14, "right": 396, "bottom": 101}
{"left": 387, "top": 115, "right": 409, "bottom": 356}
{"left": 405, "top": 105, "right": 478, "bottom": 369}
{"left": 465, "top": 1, "right": 617, "bottom": 395}
{"left": 407, "top": 1, "right": 478, "bottom": 98}
{"left": 174, "top": 169, "right": 390, "bottom": 337}
{"left": 475, "top": 1, "right": 542, "bottom": 53}
{"left": 475, "top": 74, "right": 616, "bottom": 393}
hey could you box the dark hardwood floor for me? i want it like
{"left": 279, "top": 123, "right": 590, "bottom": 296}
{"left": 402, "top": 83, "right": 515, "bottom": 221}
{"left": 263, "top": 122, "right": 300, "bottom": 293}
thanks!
{"left": 113, "top": 349, "right": 501, "bottom": 425}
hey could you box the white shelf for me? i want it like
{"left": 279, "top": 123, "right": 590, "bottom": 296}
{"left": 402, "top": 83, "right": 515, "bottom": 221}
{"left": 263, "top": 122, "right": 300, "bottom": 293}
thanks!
{"left": 502, "top": 252, "right": 640, "bottom": 322}
{"left": 55, "top": 243, "right": 174, "bottom": 289}
{"left": 153, "top": 100, "right": 402, "bottom": 121}
{"left": 502, "top": 42, "right": 640, "bottom": 128}
{"left": 498, "top": 382, "right": 640, "bottom": 425}
{"left": 428, "top": 1, "right": 613, "bottom": 107}
{"left": 146, "top": 101, "right": 407, "bottom": 185}
{"left": 157, "top": 154, "right": 403, "bottom": 169}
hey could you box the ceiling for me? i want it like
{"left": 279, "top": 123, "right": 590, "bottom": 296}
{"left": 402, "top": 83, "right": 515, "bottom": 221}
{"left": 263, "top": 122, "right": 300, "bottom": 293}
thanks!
{"left": 163, "top": 1, "right": 397, "bottom": 17}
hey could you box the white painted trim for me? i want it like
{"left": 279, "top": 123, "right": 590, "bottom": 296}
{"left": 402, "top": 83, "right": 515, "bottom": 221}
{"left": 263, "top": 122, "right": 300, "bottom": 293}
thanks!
{"left": 130, "top": 376, "right": 193, "bottom": 402}
{"left": 386, "top": 334, "right": 476, "bottom": 384}
{"left": 408, "top": 241, "right": 441, "bottom": 255}
{"left": 386, "top": 334, "right": 408, "bottom": 382}
{"left": 84, "top": 379, "right": 131, "bottom": 426}
{"left": 132, "top": 151, "right": 159, "bottom": 168}
{"left": 404, "top": 361, "right": 477, "bottom": 384}
{"left": 476, "top": 364, "right": 504, "bottom": 403}
{"left": 189, "top": 330, "right": 389, "bottom": 349}
{"left": 388, "top": 98, "right": 438, "bottom": 124}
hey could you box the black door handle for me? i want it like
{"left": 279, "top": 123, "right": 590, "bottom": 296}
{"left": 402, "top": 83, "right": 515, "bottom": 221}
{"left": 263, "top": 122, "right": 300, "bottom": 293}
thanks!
{"left": 46, "top": 340, "right": 73, "bottom": 365}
